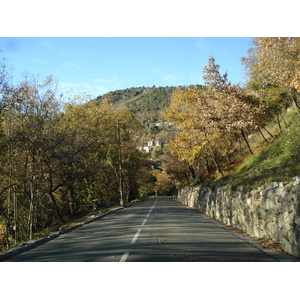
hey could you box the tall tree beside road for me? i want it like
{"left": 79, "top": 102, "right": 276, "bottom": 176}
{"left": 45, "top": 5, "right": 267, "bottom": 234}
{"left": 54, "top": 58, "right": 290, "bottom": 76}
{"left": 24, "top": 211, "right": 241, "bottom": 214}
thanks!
{"left": 163, "top": 56, "right": 270, "bottom": 182}
{"left": 163, "top": 85, "right": 227, "bottom": 180}
{"left": 242, "top": 37, "right": 300, "bottom": 115}
{"left": 202, "top": 56, "right": 271, "bottom": 155}
{"left": 0, "top": 74, "right": 67, "bottom": 245}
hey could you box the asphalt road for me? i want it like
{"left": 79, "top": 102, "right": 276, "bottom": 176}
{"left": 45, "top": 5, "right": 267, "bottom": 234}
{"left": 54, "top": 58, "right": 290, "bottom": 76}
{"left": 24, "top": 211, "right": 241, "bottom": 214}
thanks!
{"left": 5, "top": 196, "right": 287, "bottom": 262}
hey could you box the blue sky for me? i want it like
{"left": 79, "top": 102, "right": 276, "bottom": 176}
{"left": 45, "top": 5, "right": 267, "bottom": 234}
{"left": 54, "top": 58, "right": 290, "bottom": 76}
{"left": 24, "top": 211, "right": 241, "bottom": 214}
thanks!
{"left": 1, "top": 37, "right": 252, "bottom": 99}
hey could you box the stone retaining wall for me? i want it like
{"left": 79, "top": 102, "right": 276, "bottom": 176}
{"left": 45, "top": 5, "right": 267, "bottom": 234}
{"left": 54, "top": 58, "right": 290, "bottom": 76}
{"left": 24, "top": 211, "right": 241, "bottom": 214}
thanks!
{"left": 175, "top": 176, "right": 300, "bottom": 257}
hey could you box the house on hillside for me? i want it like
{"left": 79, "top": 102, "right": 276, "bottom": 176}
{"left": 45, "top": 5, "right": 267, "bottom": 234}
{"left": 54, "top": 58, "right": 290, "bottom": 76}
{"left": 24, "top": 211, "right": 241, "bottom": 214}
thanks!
{"left": 137, "top": 140, "right": 160, "bottom": 153}
{"left": 148, "top": 140, "right": 160, "bottom": 147}
{"left": 137, "top": 146, "right": 152, "bottom": 153}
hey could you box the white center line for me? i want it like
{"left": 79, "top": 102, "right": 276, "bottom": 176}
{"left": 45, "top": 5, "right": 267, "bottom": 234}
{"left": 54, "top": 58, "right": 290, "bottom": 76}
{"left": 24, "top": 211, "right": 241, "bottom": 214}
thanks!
{"left": 151, "top": 200, "right": 158, "bottom": 210}
{"left": 120, "top": 251, "right": 130, "bottom": 262}
{"left": 131, "top": 228, "right": 142, "bottom": 244}
{"left": 119, "top": 199, "right": 158, "bottom": 262}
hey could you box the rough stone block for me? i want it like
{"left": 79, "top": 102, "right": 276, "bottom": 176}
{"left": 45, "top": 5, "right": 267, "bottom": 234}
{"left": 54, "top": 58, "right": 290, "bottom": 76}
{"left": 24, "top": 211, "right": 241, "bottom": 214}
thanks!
{"left": 295, "top": 224, "right": 300, "bottom": 245}
{"left": 287, "top": 212, "right": 295, "bottom": 225}
{"left": 295, "top": 202, "right": 300, "bottom": 224}
{"left": 293, "top": 176, "right": 300, "bottom": 186}
{"left": 260, "top": 189, "right": 267, "bottom": 197}
{"left": 265, "top": 182, "right": 279, "bottom": 191}
{"left": 265, "top": 198, "right": 276, "bottom": 211}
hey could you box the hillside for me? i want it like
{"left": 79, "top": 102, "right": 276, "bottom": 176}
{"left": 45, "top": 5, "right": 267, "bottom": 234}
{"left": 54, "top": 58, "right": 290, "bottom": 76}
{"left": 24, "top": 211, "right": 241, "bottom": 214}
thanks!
{"left": 91, "top": 85, "right": 201, "bottom": 134}
{"left": 215, "top": 107, "right": 300, "bottom": 190}
{"left": 91, "top": 85, "right": 300, "bottom": 189}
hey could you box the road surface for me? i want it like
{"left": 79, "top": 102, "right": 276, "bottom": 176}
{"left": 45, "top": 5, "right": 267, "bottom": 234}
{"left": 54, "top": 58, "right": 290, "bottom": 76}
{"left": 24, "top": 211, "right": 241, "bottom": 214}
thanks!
{"left": 5, "top": 196, "right": 286, "bottom": 262}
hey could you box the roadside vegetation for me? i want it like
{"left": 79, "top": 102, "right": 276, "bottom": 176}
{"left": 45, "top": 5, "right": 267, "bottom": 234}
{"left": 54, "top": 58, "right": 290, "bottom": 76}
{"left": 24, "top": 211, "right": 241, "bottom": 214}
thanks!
{"left": 162, "top": 37, "right": 300, "bottom": 191}
{"left": 1, "top": 37, "right": 299, "bottom": 254}
{"left": 215, "top": 107, "right": 300, "bottom": 190}
{"left": 0, "top": 70, "right": 156, "bottom": 253}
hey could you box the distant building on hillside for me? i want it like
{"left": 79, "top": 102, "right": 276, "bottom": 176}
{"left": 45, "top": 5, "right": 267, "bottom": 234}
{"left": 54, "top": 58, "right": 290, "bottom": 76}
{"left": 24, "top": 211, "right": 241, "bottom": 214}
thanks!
{"left": 137, "top": 146, "right": 152, "bottom": 153}
{"left": 147, "top": 140, "right": 160, "bottom": 147}
{"left": 137, "top": 140, "right": 160, "bottom": 153}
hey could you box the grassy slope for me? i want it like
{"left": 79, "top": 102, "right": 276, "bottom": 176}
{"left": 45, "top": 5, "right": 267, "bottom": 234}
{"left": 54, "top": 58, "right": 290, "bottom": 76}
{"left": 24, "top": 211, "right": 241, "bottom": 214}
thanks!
{"left": 215, "top": 107, "right": 300, "bottom": 190}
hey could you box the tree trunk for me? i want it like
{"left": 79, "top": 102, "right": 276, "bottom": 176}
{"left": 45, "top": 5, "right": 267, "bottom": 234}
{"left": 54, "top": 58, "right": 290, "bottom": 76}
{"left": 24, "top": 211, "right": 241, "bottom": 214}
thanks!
{"left": 6, "top": 151, "right": 13, "bottom": 248}
{"left": 205, "top": 157, "right": 211, "bottom": 175}
{"left": 189, "top": 166, "right": 196, "bottom": 181}
{"left": 241, "top": 129, "right": 253, "bottom": 155}
{"left": 204, "top": 132, "right": 224, "bottom": 176}
{"left": 5, "top": 225, "right": 10, "bottom": 250}
{"left": 28, "top": 180, "right": 34, "bottom": 240}
{"left": 117, "top": 119, "right": 124, "bottom": 206}
{"left": 13, "top": 186, "right": 18, "bottom": 243}
{"left": 276, "top": 115, "right": 282, "bottom": 131}
{"left": 48, "top": 178, "right": 65, "bottom": 224}
{"left": 67, "top": 182, "right": 76, "bottom": 215}
{"left": 193, "top": 160, "right": 203, "bottom": 184}
{"left": 290, "top": 87, "right": 300, "bottom": 116}
{"left": 211, "top": 152, "right": 224, "bottom": 177}
{"left": 258, "top": 128, "right": 269, "bottom": 142}
{"left": 262, "top": 126, "right": 273, "bottom": 138}
{"left": 279, "top": 110, "right": 287, "bottom": 127}
{"left": 6, "top": 186, "right": 11, "bottom": 248}
{"left": 49, "top": 189, "right": 65, "bottom": 224}
{"left": 208, "top": 143, "right": 223, "bottom": 176}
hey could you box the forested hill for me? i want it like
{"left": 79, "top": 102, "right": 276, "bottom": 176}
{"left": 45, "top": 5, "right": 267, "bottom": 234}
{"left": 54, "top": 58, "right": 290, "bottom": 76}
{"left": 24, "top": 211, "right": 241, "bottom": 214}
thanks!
{"left": 126, "top": 86, "right": 175, "bottom": 114}
{"left": 91, "top": 85, "right": 201, "bottom": 123}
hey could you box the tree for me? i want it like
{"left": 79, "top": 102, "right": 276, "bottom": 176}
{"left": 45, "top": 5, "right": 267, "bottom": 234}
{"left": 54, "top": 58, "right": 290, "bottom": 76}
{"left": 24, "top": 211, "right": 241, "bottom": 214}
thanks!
{"left": 0, "top": 63, "right": 161, "bottom": 251}
{"left": 153, "top": 170, "right": 174, "bottom": 195}
{"left": 202, "top": 56, "right": 271, "bottom": 156}
{"left": 0, "top": 74, "right": 68, "bottom": 246}
{"left": 163, "top": 56, "right": 271, "bottom": 183}
{"left": 162, "top": 154, "right": 193, "bottom": 188}
{"left": 163, "top": 86, "right": 227, "bottom": 180}
{"left": 203, "top": 56, "right": 230, "bottom": 91}
{"left": 242, "top": 37, "right": 300, "bottom": 115}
